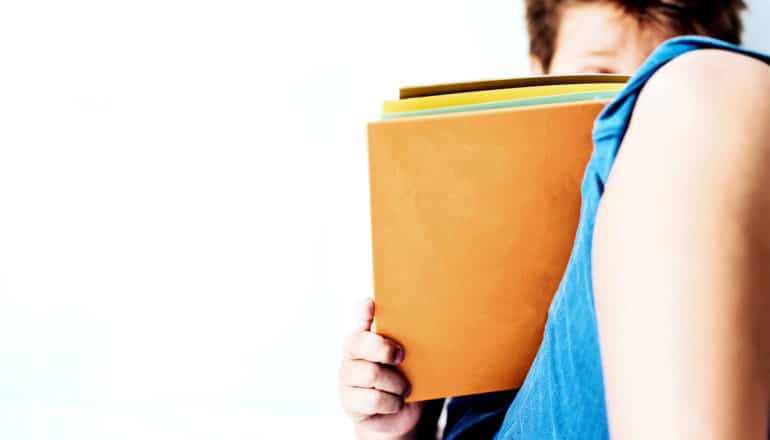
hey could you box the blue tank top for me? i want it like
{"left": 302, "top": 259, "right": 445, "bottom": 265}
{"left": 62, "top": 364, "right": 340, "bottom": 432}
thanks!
{"left": 490, "top": 36, "right": 770, "bottom": 439}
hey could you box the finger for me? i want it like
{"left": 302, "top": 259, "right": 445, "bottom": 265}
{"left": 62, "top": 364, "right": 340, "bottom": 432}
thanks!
{"left": 340, "top": 359, "right": 410, "bottom": 397}
{"left": 353, "top": 297, "right": 374, "bottom": 332}
{"left": 358, "top": 402, "right": 423, "bottom": 435}
{"left": 344, "top": 331, "right": 404, "bottom": 365}
{"left": 342, "top": 387, "right": 403, "bottom": 418}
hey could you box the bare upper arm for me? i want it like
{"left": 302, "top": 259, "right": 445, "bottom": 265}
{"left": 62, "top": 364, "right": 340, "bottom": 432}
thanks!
{"left": 592, "top": 49, "right": 770, "bottom": 439}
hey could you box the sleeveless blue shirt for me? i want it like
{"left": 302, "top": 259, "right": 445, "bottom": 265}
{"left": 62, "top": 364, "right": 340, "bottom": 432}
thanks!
{"left": 489, "top": 36, "right": 770, "bottom": 439}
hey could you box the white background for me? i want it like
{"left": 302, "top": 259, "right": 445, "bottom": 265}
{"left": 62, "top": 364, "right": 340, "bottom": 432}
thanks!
{"left": 0, "top": 1, "right": 767, "bottom": 439}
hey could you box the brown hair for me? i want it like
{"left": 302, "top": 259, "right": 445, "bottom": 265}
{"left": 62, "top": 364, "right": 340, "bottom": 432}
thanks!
{"left": 526, "top": 0, "right": 747, "bottom": 71}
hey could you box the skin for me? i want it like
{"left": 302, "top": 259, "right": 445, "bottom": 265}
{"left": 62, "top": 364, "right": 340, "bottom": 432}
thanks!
{"left": 339, "top": 4, "right": 680, "bottom": 439}
{"left": 340, "top": 299, "right": 423, "bottom": 439}
{"left": 593, "top": 50, "right": 770, "bottom": 439}
{"left": 532, "top": 3, "right": 672, "bottom": 75}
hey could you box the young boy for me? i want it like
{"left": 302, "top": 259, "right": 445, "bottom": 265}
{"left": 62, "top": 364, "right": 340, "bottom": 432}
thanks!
{"left": 340, "top": 1, "right": 764, "bottom": 439}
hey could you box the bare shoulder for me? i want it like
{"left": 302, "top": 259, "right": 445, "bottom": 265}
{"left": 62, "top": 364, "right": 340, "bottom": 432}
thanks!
{"left": 638, "top": 49, "right": 770, "bottom": 112}
{"left": 625, "top": 48, "right": 770, "bottom": 163}
{"left": 657, "top": 47, "right": 769, "bottom": 79}
{"left": 600, "top": 48, "right": 770, "bottom": 207}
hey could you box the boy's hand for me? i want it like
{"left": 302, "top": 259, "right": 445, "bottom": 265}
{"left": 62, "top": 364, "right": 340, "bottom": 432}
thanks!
{"left": 339, "top": 298, "right": 423, "bottom": 440}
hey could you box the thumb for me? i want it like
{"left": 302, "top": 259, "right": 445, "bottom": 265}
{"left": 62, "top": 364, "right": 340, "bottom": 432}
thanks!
{"left": 353, "top": 297, "right": 375, "bottom": 332}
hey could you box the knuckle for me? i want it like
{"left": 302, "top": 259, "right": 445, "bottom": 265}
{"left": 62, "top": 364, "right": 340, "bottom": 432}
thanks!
{"left": 369, "top": 390, "right": 385, "bottom": 410}
{"left": 400, "top": 378, "right": 410, "bottom": 396}
{"left": 380, "top": 343, "right": 397, "bottom": 363}
{"left": 361, "top": 362, "right": 380, "bottom": 386}
{"left": 391, "top": 373, "right": 407, "bottom": 395}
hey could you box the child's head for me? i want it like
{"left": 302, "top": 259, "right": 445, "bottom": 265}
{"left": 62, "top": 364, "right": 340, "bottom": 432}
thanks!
{"left": 526, "top": 0, "right": 746, "bottom": 74}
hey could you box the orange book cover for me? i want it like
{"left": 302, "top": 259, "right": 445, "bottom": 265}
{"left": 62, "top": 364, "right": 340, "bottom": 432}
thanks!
{"left": 367, "top": 100, "right": 605, "bottom": 402}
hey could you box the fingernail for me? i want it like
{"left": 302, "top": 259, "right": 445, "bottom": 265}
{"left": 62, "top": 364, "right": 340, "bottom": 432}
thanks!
{"left": 394, "top": 347, "right": 404, "bottom": 364}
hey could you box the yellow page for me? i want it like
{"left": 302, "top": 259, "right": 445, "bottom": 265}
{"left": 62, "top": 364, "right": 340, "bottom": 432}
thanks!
{"left": 383, "top": 82, "right": 625, "bottom": 114}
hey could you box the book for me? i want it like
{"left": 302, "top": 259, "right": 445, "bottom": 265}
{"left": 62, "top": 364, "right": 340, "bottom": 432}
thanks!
{"left": 367, "top": 74, "right": 628, "bottom": 402}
